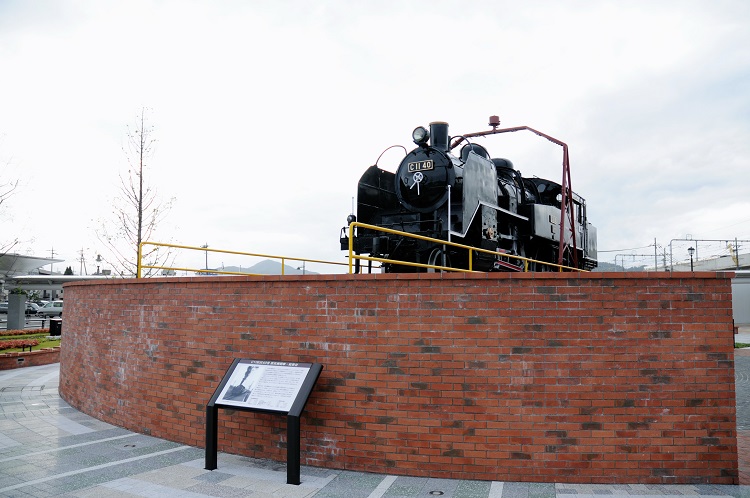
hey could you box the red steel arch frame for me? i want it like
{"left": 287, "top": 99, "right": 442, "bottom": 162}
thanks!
{"left": 450, "top": 117, "right": 578, "bottom": 268}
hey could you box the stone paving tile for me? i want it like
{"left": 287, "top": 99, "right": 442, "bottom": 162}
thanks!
{"left": 425, "top": 477, "right": 461, "bottom": 496}
{"left": 383, "top": 475, "right": 429, "bottom": 497}
{"left": 505, "top": 482, "right": 537, "bottom": 498}
{"left": 185, "top": 481, "right": 255, "bottom": 497}
{"left": 194, "top": 469, "right": 234, "bottom": 484}
{"left": 313, "top": 470, "right": 385, "bottom": 497}
{"left": 124, "top": 463, "right": 208, "bottom": 489}
{"left": 0, "top": 475, "right": 26, "bottom": 489}
{"left": 66, "top": 487, "right": 136, "bottom": 498}
{"left": 222, "top": 474, "right": 289, "bottom": 491}
{"left": 455, "top": 480, "right": 494, "bottom": 497}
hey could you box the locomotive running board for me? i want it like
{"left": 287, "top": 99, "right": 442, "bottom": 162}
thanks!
{"left": 448, "top": 201, "right": 528, "bottom": 240}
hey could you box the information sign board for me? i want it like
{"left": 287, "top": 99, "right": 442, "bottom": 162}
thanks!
{"left": 216, "top": 360, "right": 311, "bottom": 412}
{"left": 205, "top": 358, "right": 323, "bottom": 485}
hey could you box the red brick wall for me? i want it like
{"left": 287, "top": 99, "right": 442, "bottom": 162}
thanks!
{"left": 0, "top": 347, "right": 60, "bottom": 370}
{"left": 58, "top": 272, "right": 737, "bottom": 484}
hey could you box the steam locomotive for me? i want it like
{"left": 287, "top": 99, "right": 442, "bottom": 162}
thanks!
{"left": 341, "top": 118, "right": 597, "bottom": 273}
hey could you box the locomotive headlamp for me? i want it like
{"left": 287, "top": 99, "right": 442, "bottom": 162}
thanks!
{"left": 412, "top": 126, "right": 430, "bottom": 146}
{"left": 347, "top": 214, "right": 357, "bottom": 225}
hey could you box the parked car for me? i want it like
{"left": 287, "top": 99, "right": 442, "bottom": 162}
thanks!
{"left": 0, "top": 302, "right": 41, "bottom": 315}
{"left": 37, "top": 301, "right": 63, "bottom": 317}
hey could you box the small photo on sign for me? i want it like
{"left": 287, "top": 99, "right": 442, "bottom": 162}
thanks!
{"left": 220, "top": 364, "right": 262, "bottom": 403}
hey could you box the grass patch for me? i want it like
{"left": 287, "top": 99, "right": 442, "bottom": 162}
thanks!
{"left": 0, "top": 332, "right": 59, "bottom": 353}
{"left": 736, "top": 343, "right": 750, "bottom": 349}
{"left": 1, "top": 332, "right": 48, "bottom": 340}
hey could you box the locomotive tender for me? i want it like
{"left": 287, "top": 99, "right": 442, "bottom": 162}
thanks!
{"left": 341, "top": 118, "right": 597, "bottom": 273}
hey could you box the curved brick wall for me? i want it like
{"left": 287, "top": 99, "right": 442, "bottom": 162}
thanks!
{"left": 59, "top": 272, "right": 737, "bottom": 484}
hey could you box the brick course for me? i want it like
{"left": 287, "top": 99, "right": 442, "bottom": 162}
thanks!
{"left": 59, "top": 271, "right": 737, "bottom": 484}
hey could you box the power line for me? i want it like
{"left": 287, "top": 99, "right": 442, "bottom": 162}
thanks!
{"left": 598, "top": 244, "right": 654, "bottom": 253}
{"left": 703, "top": 217, "right": 750, "bottom": 233}
{"left": 668, "top": 237, "right": 749, "bottom": 271}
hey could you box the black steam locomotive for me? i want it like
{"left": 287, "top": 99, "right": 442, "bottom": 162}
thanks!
{"left": 341, "top": 118, "right": 597, "bottom": 273}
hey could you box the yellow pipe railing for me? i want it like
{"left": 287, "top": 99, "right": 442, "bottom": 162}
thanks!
{"left": 137, "top": 242, "right": 348, "bottom": 278}
{"left": 136, "top": 226, "right": 584, "bottom": 278}
{"left": 346, "top": 221, "right": 583, "bottom": 274}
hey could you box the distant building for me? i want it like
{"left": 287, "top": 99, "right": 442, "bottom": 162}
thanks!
{"left": 670, "top": 252, "right": 750, "bottom": 272}
{"left": 0, "top": 253, "right": 63, "bottom": 300}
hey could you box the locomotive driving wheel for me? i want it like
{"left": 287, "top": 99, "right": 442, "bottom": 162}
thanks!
{"left": 426, "top": 247, "right": 452, "bottom": 272}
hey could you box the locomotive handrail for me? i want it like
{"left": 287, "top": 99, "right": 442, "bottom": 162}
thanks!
{"left": 137, "top": 241, "right": 347, "bottom": 278}
{"left": 347, "top": 222, "right": 583, "bottom": 274}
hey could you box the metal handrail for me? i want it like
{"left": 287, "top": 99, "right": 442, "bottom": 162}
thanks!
{"left": 136, "top": 228, "right": 584, "bottom": 278}
{"left": 137, "top": 242, "right": 348, "bottom": 278}
{"left": 347, "top": 221, "right": 583, "bottom": 273}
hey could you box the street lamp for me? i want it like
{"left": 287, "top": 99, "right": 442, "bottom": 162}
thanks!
{"left": 688, "top": 247, "right": 695, "bottom": 271}
{"left": 200, "top": 243, "right": 209, "bottom": 270}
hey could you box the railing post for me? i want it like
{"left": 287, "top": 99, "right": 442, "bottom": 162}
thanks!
{"left": 348, "top": 224, "right": 355, "bottom": 274}
{"left": 137, "top": 243, "right": 143, "bottom": 278}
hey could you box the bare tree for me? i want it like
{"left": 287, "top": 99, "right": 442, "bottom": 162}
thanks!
{"left": 0, "top": 152, "right": 20, "bottom": 256}
{"left": 96, "top": 108, "right": 174, "bottom": 277}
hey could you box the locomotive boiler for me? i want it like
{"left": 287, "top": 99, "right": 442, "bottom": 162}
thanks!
{"left": 341, "top": 117, "right": 597, "bottom": 273}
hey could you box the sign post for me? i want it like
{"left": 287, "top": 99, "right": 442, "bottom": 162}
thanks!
{"left": 205, "top": 359, "right": 323, "bottom": 485}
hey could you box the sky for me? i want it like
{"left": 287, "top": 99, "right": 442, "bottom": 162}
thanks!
{"left": 1, "top": 0, "right": 748, "bottom": 275}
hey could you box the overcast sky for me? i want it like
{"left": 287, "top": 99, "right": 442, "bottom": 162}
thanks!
{"left": 1, "top": 0, "right": 748, "bottom": 274}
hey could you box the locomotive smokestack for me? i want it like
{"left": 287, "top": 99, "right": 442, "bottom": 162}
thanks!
{"left": 429, "top": 121, "right": 449, "bottom": 152}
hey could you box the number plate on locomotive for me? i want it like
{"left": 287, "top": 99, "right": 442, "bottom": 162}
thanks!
{"left": 408, "top": 160, "right": 434, "bottom": 172}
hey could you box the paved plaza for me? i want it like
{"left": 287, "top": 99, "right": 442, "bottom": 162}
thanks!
{"left": 0, "top": 337, "right": 749, "bottom": 497}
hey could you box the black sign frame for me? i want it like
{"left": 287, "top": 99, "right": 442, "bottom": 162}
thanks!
{"left": 205, "top": 358, "right": 323, "bottom": 485}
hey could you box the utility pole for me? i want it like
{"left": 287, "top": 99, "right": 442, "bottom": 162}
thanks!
{"left": 49, "top": 247, "right": 56, "bottom": 274}
{"left": 654, "top": 238, "right": 657, "bottom": 271}
{"left": 78, "top": 248, "right": 87, "bottom": 275}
